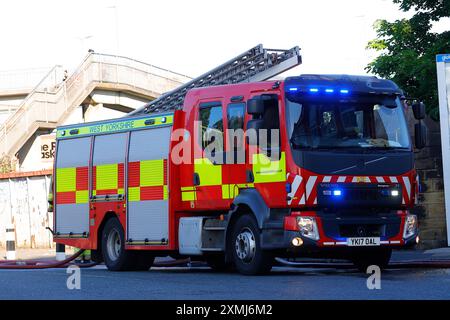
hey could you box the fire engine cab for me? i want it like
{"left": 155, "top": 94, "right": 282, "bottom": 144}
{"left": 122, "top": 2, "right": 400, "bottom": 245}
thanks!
{"left": 52, "top": 46, "right": 425, "bottom": 274}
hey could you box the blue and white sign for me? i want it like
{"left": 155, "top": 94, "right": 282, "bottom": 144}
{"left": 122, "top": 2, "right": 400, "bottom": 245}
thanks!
{"left": 436, "top": 54, "right": 450, "bottom": 246}
{"left": 436, "top": 54, "right": 450, "bottom": 63}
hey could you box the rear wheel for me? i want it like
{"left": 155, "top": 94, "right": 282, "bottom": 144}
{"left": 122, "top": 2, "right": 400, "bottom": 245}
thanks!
{"left": 229, "top": 214, "right": 273, "bottom": 275}
{"left": 351, "top": 248, "right": 392, "bottom": 272}
{"left": 102, "top": 217, "right": 137, "bottom": 271}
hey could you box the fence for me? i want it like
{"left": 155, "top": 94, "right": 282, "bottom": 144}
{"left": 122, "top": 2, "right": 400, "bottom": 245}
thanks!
{"left": 0, "top": 172, "right": 52, "bottom": 248}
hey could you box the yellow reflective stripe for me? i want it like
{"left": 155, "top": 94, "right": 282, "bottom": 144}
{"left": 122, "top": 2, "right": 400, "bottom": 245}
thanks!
{"left": 118, "top": 188, "right": 124, "bottom": 195}
{"left": 163, "top": 185, "right": 168, "bottom": 200}
{"left": 221, "top": 183, "right": 255, "bottom": 199}
{"left": 140, "top": 159, "right": 164, "bottom": 187}
{"left": 181, "top": 186, "right": 195, "bottom": 201}
{"left": 237, "top": 183, "right": 254, "bottom": 188}
{"left": 181, "top": 191, "right": 196, "bottom": 201}
{"left": 222, "top": 185, "right": 231, "bottom": 199}
{"left": 92, "top": 190, "right": 97, "bottom": 196}
{"left": 133, "top": 115, "right": 174, "bottom": 128}
{"left": 194, "top": 158, "right": 222, "bottom": 186}
{"left": 57, "top": 115, "right": 174, "bottom": 138}
{"left": 252, "top": 152, "right": 286, "bottom": 183}
{"left": 76, "top": 190, "right": 89, "bottom": 204}
{"left": 128, "top": 187, "right": 140, "bottom": 202}
{"left": 96, "top": 164, "right": 118, "bottom": 190}
{"left": 56, "top": 167, "right": 76, "bottom": 192}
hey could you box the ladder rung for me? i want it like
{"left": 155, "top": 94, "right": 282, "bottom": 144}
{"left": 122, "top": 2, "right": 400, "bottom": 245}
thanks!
{"left": 127, "top": 44, "right": 301, "bottom": 117}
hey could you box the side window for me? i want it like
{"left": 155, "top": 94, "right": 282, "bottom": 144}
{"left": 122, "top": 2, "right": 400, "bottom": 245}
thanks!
{"left": 227, "top": 102, "right": 245, "bottom": 164}
{"left": 199, "top": 102, "right": 224, "bottom": 151}
{"left": 227, "top": 102, "right": 245, "bottom": 150}
{"left": 227, "top": 103, "right": 245, "bottom": 130}
{"left": 258, "top": 94, "right": 281, "bottom": 158}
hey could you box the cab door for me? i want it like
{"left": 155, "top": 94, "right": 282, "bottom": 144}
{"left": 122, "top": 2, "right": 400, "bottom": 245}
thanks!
{"left": 222, "top": 100, "right": 249, "bottom": 201}
{"left": 246, "top": 93, "right": 287, "bottom": 207}
{"left": 192, "top": 100, "right": 228, "bottom": 210}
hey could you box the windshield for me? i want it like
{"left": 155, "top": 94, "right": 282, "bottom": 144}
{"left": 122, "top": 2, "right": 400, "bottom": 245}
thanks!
{"left": 286, "top": 97, "right": 411, "bottom": 150}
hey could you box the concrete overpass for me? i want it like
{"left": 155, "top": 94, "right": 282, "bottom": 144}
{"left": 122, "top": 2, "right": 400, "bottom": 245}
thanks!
{"left": 0, "top": 53, "right": 191, "bottom": 167}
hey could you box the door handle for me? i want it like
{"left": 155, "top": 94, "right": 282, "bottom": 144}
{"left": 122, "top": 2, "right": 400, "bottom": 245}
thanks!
{"left": 193, "top": 172, "right": 200, "bottom": 186}
{"left": 246, "top": 170, "right": 254, "bottom": 183}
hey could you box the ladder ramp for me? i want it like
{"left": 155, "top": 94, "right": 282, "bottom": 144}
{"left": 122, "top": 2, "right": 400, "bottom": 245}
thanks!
{"left": 128, "top": 44, "right": 302, "bottom": 116}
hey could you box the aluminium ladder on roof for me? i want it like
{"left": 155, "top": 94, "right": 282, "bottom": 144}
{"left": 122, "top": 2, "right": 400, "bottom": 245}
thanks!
{"left": 127, "top": 44, "right": 301, "bottom": 116}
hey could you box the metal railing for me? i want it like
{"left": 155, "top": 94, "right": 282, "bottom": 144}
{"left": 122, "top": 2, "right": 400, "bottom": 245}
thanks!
{"left": 0, "top": 67, "right": 57, "bottom": 91}
{"left": 0, "top": 53, "right": 190, "bottom": 156}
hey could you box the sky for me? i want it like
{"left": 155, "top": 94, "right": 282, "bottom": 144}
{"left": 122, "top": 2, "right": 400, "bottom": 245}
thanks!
{"left": 0, "top": 0, "right": 448, "bottom": 81}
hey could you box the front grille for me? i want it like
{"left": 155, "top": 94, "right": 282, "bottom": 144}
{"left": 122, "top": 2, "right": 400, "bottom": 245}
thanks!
{"left": 339, "top": 224, "right": 385, "bottom": 237}
{"left": 344, "top": 188, "right": 380, "bottom": 201}
{"left": 317, "top": 183, "right": 403, "bottom": 208}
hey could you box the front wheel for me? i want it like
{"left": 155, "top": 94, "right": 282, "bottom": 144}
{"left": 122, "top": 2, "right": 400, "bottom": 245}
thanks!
{"left": 229, "top": 215, "right": 273, "bottom": 275}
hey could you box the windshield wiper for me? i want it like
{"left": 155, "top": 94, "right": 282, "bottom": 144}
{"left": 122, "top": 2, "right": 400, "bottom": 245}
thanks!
{"left": 291, "top": 143, "right": 410, "bottom": 152}
{"left": 364, "top": 146, "right": 410, "bottom": 150}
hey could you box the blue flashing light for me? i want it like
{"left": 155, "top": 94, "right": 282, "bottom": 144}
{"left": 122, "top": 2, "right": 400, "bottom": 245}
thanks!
{"left": 325, "top": 89, "right": 334, "bottom": 93}
{"left": 333, "top": 190, "right": 342, "bottom": 196}
{"left": 309, "top": 88, "right": 319, "bottom": 93}
{"left": 340, "top": 89, "right": 349, "bottom": 94}
{"left": 289, "top": 87, "right": 299, "bottom": 92}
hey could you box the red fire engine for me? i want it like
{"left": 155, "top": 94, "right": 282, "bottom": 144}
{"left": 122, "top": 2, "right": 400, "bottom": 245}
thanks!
{"left": 52, "top": 45, "right": 425, "bottom": 274}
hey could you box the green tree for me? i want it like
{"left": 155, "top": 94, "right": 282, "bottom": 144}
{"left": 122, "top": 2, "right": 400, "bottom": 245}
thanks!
{"left": 366, "top": 0, "right": 450, "bottom": 120}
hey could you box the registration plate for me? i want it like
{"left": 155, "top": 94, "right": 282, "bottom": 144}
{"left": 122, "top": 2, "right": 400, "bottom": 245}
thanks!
{"left": 347, "top": 237, "right": 380, "bottom": 246}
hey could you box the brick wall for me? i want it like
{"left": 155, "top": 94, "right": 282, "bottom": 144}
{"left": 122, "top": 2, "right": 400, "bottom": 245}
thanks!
{"left": 409, "top": 112, "right": 448, "bottom": 248}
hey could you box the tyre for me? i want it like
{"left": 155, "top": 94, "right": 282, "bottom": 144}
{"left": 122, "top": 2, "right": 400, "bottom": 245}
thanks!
{"left": 132, "top": 252, "right": 155, "bottom": 271}
{"left": 101, "top": 217, "right": 137, "bottom": 271}
{"left": 351, "top": 248, "right": 392, "bottom": 272}
{"left": 205, "top": 253, "right": 232, "bottom": 272}
{"left": 229, "top": 214, "right": 273, "bottom": 275}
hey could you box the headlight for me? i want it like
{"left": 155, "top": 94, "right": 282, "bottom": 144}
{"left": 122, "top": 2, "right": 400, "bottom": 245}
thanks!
{"left": 297, "top": 217, "right": 320, "bottom": 240}
{"left": 403, "top": 214, "right": 418, "bottom": 239}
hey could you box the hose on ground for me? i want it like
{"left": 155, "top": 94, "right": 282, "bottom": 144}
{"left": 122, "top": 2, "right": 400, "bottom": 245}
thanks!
{"left": 275, "top": 258, "right": 450, "bottom": 269}
{"left": 0, "top": 249, "right": 95, "bottom": 269}
{"left": 153, "top": 258, "right": 191, "bottom": 267}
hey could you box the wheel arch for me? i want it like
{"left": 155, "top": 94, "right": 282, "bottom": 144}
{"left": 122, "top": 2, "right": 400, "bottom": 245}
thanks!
{"left": 229, "top": 188, "right": 270, "bottom": 229}
{"left": 224, "top": 189, "right": 270, "bottom": 262}
{"left": 95, "top": 211, "right": 120, "bottom": 258}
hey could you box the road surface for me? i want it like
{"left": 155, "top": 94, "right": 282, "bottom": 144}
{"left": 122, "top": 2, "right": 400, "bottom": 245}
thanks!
{"left": 0, "top": 264, "right": 449, "bottom": 300}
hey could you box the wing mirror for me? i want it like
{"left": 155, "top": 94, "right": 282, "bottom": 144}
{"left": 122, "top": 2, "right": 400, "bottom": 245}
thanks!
{"left": 414, "top": 122, "right": 427, "bottom": 149}
{"left": 247, "top": 97, "right": 265, "bottom": 116}
{"left": 412, "top": 101, "right": 426, "bottom": 120}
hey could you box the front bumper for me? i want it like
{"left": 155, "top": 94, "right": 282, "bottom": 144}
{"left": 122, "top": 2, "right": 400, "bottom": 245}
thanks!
{"left": 261, "top": 210, "right": 419, "bottom": 253}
